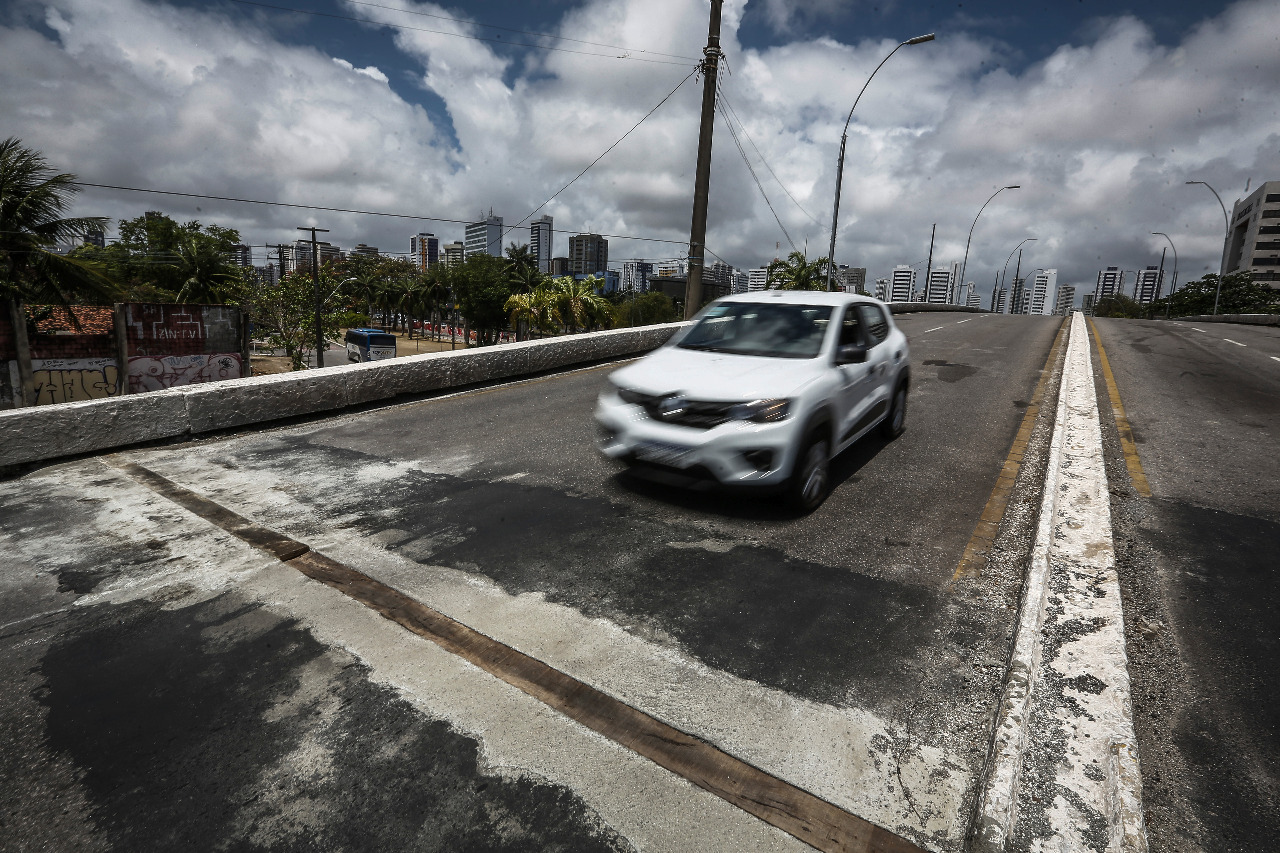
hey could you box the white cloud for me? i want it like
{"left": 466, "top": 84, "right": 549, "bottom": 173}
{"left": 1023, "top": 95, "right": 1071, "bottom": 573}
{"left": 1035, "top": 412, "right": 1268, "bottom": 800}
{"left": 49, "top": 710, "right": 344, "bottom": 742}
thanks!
{"left": 1, "top": 0, "right": 1276, "bottom": 295}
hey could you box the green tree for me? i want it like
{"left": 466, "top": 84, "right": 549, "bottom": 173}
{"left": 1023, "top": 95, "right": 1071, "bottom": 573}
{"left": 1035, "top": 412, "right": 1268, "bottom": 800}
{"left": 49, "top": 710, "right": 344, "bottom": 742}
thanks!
{"left": 78, "top": 211, "right": 242, "bottom": 302}
{"left": 452, "top": 253, "right": 513, "bottom": 345}
{"left": 550, "top": 275, "right": 612, "bottom": 334}
{"left": 1152, "top": 271, "right": 1280, "bottom": 318}
{"left": 1092, "top": 292, "right": 1144, "bottom": 319}
{"left": 240, "top": 261, "right": 345, "bottom": 370}
{"left": 766, "top": 250, "right": 831, "bottom": 291}
{"left": 0, "top": 137, "right": 117, "bottom": 306}
{"left": 610, "top": 290, "right": 678, "bottom": 327}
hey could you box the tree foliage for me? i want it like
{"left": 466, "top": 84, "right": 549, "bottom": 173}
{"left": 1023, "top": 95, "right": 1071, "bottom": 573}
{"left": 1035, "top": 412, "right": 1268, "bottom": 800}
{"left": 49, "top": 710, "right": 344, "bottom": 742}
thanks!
{"left": 239, "top": 262, "right": 346, "bottom": 371}
{"left": 610, "top": 290, "right": 679, "bottom": 327}
{"left": 0, "top": 137, "right": 116, "bottom": 306}
{"left": 766, "top": 250, "right": 831, "bottom": 291}
{"left": 1151, "top": 271, "right": 1280, "bottom": 317}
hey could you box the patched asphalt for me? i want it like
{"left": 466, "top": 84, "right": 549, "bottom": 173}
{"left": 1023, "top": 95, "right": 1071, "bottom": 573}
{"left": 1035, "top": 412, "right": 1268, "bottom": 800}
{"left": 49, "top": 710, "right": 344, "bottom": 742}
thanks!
{"left": 0, "top": 313, "right": 1064, "bottom": 852}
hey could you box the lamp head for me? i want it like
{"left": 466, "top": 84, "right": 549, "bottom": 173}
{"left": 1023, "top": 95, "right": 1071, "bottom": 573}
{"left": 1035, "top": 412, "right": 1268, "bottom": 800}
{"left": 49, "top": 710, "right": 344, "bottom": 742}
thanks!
{"left": 906, "top": 33, "right": 936, "bottom": 44}
{"left": 1006, "top": 184, "right": 1021, "bottom": 189}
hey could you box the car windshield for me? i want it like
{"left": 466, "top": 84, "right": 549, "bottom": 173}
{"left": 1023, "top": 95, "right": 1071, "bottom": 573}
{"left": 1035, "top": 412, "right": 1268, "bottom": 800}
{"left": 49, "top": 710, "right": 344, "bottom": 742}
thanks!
{"left": 678, "top": 302, "right": 833, "bottom": 359}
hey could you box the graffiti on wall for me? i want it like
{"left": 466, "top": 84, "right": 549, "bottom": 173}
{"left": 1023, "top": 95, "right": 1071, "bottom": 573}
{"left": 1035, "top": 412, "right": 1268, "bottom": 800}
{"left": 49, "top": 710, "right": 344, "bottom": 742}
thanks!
{"left": 127, "top": 353, "right": 242, "bottom": 393}
{"left": 31, "top": 358, "right": 121, "bottom": 405}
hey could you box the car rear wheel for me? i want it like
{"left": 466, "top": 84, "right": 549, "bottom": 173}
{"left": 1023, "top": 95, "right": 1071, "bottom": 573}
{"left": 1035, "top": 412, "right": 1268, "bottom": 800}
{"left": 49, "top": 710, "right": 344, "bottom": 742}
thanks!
{"left": 880, "top": 382, "right": 907, "bottom": 439}
{"left": 787, "top": 432, "right": 831, "bottom": 513}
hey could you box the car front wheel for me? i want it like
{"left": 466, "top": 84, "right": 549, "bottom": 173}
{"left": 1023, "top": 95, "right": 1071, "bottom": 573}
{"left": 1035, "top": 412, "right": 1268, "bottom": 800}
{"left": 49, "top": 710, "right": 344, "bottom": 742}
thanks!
{"left": 880, "top": 382, "right": 907, "bottom": 439}
{"left": 787, "top": 432, "right": 831, "bottom": 513}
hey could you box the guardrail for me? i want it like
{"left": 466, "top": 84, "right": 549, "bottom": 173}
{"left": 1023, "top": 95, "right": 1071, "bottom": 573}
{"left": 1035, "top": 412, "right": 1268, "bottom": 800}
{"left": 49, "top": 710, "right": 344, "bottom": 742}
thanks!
{"left": 0, "top": 323, "right": 683, "bottom": 470}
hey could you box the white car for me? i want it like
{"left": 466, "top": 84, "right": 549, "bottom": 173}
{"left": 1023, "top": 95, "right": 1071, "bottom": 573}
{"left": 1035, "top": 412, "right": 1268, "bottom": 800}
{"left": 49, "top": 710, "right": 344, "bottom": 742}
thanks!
{"left": 595, "top": 291, "right": 910, "bottom": 511}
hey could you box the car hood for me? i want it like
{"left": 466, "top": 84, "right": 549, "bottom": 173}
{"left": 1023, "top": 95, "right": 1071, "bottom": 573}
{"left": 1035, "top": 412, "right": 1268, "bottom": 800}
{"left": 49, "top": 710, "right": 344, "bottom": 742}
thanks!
{"left": 609, "top": 345, "right": 823, "bottom": 401}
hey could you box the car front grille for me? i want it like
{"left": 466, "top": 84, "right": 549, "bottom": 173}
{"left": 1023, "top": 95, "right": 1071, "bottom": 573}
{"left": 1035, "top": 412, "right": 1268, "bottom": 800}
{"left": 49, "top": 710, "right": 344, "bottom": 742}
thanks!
{"left": 621, "top": 390, "right": 735, "bottom": 430}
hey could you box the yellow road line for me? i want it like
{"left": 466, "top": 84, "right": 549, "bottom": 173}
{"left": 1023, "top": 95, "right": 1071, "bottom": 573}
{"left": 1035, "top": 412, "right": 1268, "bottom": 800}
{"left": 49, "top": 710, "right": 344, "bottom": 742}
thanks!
{"left": 1086, "top": 318, "right": 1152, "bottom": 498}
{"left": 952, "top": 318, "right": 1069, "bottom": 583}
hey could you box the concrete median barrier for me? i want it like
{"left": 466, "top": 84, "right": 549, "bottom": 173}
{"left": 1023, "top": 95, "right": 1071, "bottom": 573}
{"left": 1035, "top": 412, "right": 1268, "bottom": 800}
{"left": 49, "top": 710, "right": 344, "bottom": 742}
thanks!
{"left": 1, "top": 323, "right": 682, "bottom": 469}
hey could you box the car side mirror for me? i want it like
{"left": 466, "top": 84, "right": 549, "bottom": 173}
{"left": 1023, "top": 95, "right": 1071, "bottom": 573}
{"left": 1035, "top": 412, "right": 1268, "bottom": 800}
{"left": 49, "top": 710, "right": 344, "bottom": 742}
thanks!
{"left": 836, "top": 343, "right": 868, "bottom": 364}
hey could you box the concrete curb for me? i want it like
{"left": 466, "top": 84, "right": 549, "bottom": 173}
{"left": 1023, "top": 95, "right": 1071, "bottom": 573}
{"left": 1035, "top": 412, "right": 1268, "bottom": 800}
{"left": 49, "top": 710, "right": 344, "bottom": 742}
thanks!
{"left": 0, "top": 323, "right": 682, "bottom": 469}
{"left": 973, "top": 312, "right": 1148, "bottom": 851}
{"left": 1169, "top": 313, "right": 1280, "bottom": 326}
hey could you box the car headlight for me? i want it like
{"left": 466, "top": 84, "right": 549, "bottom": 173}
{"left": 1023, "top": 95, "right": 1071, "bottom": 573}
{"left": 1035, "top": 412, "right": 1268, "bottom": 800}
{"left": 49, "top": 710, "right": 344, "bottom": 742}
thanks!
{"left": 728, "top": 399, "right": 792, "bottom": 423}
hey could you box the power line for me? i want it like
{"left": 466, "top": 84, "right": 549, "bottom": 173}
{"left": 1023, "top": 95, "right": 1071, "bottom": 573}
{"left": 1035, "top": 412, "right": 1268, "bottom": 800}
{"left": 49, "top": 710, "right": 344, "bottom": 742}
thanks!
{"left": 508, "top": 67, "right": 698, "bottom": 233}
{"left": 340, "top": 0, "right": 700, "bottom": 61}
{"left": 227, "top": 0, "right": 694, "bottom": 66}
{"left": 716, "top": 85, "right": 822, "bottom": 226}
{"left": 715, "top": 100, "right": 797, "bottom": 253}
{"left": 70, "top": 181, "right": 687, "bottom": 246}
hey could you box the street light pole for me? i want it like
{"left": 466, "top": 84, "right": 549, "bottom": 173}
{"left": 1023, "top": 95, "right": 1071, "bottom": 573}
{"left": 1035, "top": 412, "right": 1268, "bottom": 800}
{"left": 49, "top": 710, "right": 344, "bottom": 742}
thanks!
{"left": 1185, "top": 180, "right": 1230, "bottom": 315}
{"left": 298, "top": 226, "right": 329, "bottom": 368}
{"left": 998, "top": 237, "right": 1037, "bottom": 314}
{"left": 959, "top": 185, "right": 1019, "bottom": 295}
{"left": 1152, "top": 231, "right": 1178, "bottom": 317}
{"left": 825, "top": 32, "right": 935, "bottom": 291}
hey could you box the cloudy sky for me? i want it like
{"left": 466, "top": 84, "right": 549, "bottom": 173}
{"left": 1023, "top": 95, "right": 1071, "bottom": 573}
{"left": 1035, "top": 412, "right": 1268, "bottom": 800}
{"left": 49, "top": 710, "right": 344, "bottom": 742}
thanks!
{"left": 3, "top": 0, "right": 1278, "bottom": 302}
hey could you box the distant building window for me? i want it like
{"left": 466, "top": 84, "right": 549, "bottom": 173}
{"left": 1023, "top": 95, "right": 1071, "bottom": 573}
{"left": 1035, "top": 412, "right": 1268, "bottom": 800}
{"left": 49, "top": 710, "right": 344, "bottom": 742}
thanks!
{"left": 1266, "top": 194, "right": 1280, "bottom": 203}
{"left": 1251, "top": 257, "right": 1280, "bottom": 266}
{"left": 1262, "top": 209, "right": 1280, "bottom": 219}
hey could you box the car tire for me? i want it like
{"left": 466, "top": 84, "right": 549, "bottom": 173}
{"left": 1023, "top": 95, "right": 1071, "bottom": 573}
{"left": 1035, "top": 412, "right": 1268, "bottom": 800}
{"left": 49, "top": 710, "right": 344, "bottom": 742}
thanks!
{"left": 787, "top": 431, "right": 831, "bottom": 513}
{"left": 880, "top": 382, "right": 907, "bottom": 439}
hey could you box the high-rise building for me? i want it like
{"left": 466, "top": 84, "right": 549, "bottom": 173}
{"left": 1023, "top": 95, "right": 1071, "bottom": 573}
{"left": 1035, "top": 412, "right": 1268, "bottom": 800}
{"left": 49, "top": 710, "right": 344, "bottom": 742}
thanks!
{"left": 707, "top": 260, "right": 733, "bottom": 290}
{"left": 731, "top": 269, "right": 750, "bottom": 293}
{"left": 993, "top": 286, "right": 1007, "bottom": 313}
{"left": 890, "top": 265, "right": 916, "bottom": 302}
{"left": 621, "top": 260, "right": 653, "bottom": 293}
{"left": 410, "top": 233, "right": 439, "bottom": 270}
{"left": 568, "top": 233, "right": 608, "bottom": 274}
{"left": 926, "top": 267, "right": 953, "bottom": 304}
{"left": 350, "top": 243, "right": 379, "bottom": 258}
{"left": 1031, "top": 269, "right": 1057, "bottom": 314}
{"left": 836, "top": 266, "right": 867, "bottom": 293}
{"left": 230, "top": 244, "right": 253, "bottom": 267}
{"left": 465, "top": 210, "right": 503, "bottom": 258}
{"left": 748, "top": 267, "right": 769, "bottom": 291}
{"left": 1133, "top": 266, "right": 1164, "bottom": 304}
{"left": 1082, "top": 293, "right": 1096, "bottom": 315}
{"left": 291, "top": 239, "right": 342, "bottom": 269}
{"left": 551, "top": 257, "right": 570, "bottom": 276}
{"left": 1054, "top": 285, "right": 1077, "bottom": 315}
{"left": 656, "top": 260, "right": 686, "bottom": 278}
{"left": 1223, "top": 179, "right": 1280, "bottom": 285}
{"left": 1095, "top": 266, "right": 1124, "bottom": 301}
{"left": 530, "top": 215, "right": 553, "bottom": 274}
{"left": 965, "top": 283, "right": 980, "bottom": 308}
{"left": 874, "top": 278, "right": 889, "bottom": 301}
{"left": 442, "top": 241, "right": 464, "bottom": 267}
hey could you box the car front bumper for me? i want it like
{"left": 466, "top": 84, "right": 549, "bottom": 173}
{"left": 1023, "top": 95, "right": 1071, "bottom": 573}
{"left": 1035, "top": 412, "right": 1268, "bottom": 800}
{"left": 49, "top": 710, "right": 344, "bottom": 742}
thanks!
{"left": 593, "top": 392, "right": 799, "bottom": 487}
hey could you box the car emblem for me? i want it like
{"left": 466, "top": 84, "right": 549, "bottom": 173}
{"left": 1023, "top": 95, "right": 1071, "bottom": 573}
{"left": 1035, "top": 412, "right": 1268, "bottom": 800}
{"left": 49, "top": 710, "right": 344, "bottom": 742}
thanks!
{"left": 656, "top": 394, "right": 687, "bottom": 419}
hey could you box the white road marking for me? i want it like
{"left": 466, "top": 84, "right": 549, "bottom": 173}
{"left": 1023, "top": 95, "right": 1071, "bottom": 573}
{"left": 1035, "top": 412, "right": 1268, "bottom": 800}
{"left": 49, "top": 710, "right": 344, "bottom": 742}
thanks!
{"left": 1223, "top": 338, "right": 1247, "bottom": 347}
{"left": 924, "top": 325, "right": 946, "bottom": 333}
{"left": 956, "top": 318, "right": 972, "bottom": 324}
{"left": 1271, "top": 356, "right": 1280, "bottom": 363}
{"left": 1191, "top": 327, "right": 1207, "bottom": 332}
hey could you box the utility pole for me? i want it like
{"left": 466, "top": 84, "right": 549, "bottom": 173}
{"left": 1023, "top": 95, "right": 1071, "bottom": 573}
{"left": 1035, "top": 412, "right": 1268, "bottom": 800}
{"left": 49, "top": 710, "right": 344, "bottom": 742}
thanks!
{"left": 924, "top": 223, "right": 935, "bottom": 301}
{"left": 275, "top": 244, "right": 289, "bottom": 282}
{"left": 683, "top": 0, "right": 724, "bottom": 320}
{"left": 297, "top": 226, "right": 329, "bottom": 368}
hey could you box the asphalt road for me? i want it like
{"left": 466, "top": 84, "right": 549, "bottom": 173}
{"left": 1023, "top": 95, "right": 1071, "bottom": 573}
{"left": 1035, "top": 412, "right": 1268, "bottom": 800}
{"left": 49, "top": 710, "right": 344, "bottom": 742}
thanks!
{"left": 0, "top": 313, "right": 1063, "bottom": 852}
{"left": 1090, "top": 318, "right": 1280, "bottom": 853}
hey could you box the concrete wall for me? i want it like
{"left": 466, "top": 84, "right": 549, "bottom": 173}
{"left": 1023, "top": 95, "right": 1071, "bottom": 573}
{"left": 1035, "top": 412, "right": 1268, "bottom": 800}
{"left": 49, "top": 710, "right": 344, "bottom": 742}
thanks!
{"left": 886, "top": 303, "right": 986, "bottom": 314}
{"left": 1, "top": 323, "right": 682, "bottom": 469}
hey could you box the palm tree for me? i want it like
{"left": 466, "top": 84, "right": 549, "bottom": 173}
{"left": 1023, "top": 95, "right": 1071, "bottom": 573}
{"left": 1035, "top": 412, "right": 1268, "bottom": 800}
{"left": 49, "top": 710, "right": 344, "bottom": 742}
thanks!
{"left": 0, "top": 137, "right": 116, "bottom": 305}
{"left": 766, "top": 250, "right": 831, "bottom": 291}
{"left": 505, "top": 284, "right": 557, "bottom": 341}
{"left": 171, "top": 231, "right": 240, "bottom": 303}
{"left": 551, "top": 275, "right": 612, "bottom": 334}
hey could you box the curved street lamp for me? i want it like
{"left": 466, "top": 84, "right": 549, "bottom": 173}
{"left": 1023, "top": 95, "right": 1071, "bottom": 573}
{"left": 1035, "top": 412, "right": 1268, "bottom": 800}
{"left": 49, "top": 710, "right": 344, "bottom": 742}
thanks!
{"left": 1185, "top": 180, "right": 1230, "bottom": 315}
{"left": 1151, "top": 231, "right": 1179, "bottom": 298}
{"left": 998, "top": 237, "right": 1037, "bottom": 313}
{"left": 825, "top": 32, "right": 936, "bottom": 291}
{"left": 959, "top": 185, "right": 1019, "bottom": 296}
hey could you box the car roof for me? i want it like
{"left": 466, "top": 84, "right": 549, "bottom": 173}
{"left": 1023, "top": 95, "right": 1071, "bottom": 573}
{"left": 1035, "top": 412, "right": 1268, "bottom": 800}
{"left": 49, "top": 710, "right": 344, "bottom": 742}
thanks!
{"left": 713, "top": 290, "right": 881, "bottom": 307}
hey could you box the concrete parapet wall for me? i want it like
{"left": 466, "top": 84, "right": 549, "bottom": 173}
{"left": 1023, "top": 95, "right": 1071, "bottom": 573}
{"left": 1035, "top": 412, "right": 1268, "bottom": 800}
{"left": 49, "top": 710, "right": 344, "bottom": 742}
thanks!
{"left": 1172, "top": 313, "right": 1280, "bottom": 326}
{"left": 1, "top": 323, "right": 682, "bottom": 469}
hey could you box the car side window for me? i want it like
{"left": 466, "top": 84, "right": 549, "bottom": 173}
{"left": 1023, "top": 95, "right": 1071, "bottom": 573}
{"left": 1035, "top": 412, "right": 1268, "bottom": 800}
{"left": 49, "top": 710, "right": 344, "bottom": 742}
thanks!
{"left": 857, "top": 304, "right": 890, "bottom": 345}
{"left": 839, "top": 307, "right": 863, "bottom": 347}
